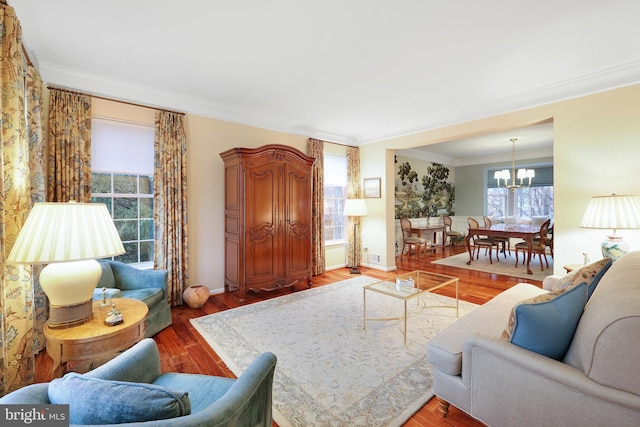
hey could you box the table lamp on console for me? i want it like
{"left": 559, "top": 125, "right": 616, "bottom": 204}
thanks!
{"left": 580, "top": 194, "right": 640, "bottom": 261}
{"left": 7, "top": 201, "right": 125, "bottom": 328}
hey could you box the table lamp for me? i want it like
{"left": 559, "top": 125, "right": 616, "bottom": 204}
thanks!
{"left": 580, "top": 194, "right": 640, "bottom": 261}
{"left": 7, "top": 202, "right": 125, "bottom": 328}
{"left": 343, "top": 198, "right": 368, "bottom": 274}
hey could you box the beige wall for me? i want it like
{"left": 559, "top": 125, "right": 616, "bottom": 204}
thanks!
{"left": 360, "top": 83, "right": 640, "bottom": 274}
{"left": 67, "top": 83, "right": 640, "bottom": 293}
{"left": 186, "top": 116, "right": 308, "bottom": 292}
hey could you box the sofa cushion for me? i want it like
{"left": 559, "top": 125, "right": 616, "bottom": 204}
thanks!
{"left": 427, "top": 283, "right": 546, "bottom": 375}
{"left": 121, "top": 288, "right": 165, "bottom": 308}
{"left": 551, "top": 258, "right": 612, "bottom": 298}
{"left": 153, "top": 373, "right": 236, "bottom": 413}
{"left": 49, "top": 372, "right": 191, "bottom": 424}
{"left": 502, "top": 282, "right": 588, "bottom": 360}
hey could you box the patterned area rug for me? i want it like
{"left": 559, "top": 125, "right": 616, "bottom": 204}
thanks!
{"left": 432, "top": 251, "right": 552, "bottom": 281}
{"left": 190, "top": 276, "right": 477, "bottom": 427}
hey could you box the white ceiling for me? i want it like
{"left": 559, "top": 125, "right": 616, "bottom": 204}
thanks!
{"left": 10, "top": 0, "right": 640, "bottom": 153}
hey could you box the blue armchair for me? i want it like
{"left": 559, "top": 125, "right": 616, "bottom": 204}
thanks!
{"left": 0, "top": 339, "right": 277, "bottom": 427}
{"left": 94, "top": 260, "right": 172, "bottom": 337}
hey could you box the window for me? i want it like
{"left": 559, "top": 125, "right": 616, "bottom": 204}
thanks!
{"left": 91, "top": 118, "right": 155, "bottom": 265}
{"left": 486, "top": 165, "right": 554, "bottom": 218}
{"left": 324, "top": 154, "right": 348, "bottom": 243}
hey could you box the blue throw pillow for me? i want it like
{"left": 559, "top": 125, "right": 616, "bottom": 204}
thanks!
{"left": 49, "top": 373, "right": 191, "bottom": 424}
{"left": 502, "top": 282, "right": 588, "bottom": 360}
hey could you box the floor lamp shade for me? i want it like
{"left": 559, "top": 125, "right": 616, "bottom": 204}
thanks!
{"left": 8, "top": 202, "right": 125, "bottom": 327}
{"left": 344, "top": 199, "right": 368, "bottom": 274}
{"left": 580, "top": 194, "right": 640, "bottom": 261}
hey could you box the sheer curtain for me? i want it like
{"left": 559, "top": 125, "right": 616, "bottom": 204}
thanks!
{"left": 0, "top": 3, "right": 45, "bottom": 394}
{"left": 47, "top": 88, "right": 92, "bottom": 202}
{"left": 307, "top": 138, "right": 325, "bottom": 275}
{"left": 154, "top": 110, "right": 189, "bottom": 306}
{"left": 346, "top": 146, "right": 362, "bottom": 269}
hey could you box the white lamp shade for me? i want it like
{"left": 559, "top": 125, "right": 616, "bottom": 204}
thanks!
{"left": 516, "top": 169, "right": 528, "bottom": 180}
{"left": 580, "top": 195, "right": 640, "bottom": 230}
{"left": 8, "top": 202, "right": 125, "bottom": 264}
{"left": 343, "top": 199, "right": 368, "bottom": 217}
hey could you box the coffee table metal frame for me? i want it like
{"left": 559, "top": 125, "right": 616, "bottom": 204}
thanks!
{"left": 363, "top": 270, "right": 459, "bottom": 346}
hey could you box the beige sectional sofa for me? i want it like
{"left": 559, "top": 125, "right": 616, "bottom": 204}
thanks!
{"left": 427, "top": 251, "right": 640, "bottom": 427}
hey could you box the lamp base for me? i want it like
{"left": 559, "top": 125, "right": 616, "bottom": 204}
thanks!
{"left": 48, "top": 299, "right": 94, "bottom": 328}
{"left": 349, "top": 267, "right": 362, "bottom": 275}
{"left": 601, "top": 235, "right": 629, "bottom": 261}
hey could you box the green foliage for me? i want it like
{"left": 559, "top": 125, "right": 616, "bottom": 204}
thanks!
{"left": 421, "top": 163, "right": 455, "bottom": 216}
{"left": 394, "top": 160, "right": 455, "bottom": 219}
{"left": 398, "top": 162, "right": 418, "bottom": 186}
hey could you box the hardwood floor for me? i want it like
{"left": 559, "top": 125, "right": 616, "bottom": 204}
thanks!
{"left": 35, "top": 245, "right": 541, "bottom": 426}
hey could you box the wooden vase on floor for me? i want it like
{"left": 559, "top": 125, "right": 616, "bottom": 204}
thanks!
{"left": 183, "top": 285, "right": 210, "bottom": 308}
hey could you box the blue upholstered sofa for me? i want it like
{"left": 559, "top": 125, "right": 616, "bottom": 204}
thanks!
{"left": 94, "top": 260, "right": 172, "bottom": 337}
{"left": 0, "top": 339, "right": 278, "bottom": 426}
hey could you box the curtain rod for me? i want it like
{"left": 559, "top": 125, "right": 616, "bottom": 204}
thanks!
{"left": 46, "top": 85, "right": 185, "bottom": 116}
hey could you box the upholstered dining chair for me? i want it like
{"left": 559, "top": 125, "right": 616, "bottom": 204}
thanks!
{"left": 443, "top": 214, "right": 463, "bottom": 246}
{"left": 400, "top": 217, "right": 427, "bottom": 261}
{"left": 515, "top": 218, "right": 551, "bottom": 270}
{"left": 468, "top": 217, "right": 500, "bottom": 264}
{"left": 483, "top": 216, "right": 510, "bottom": 257}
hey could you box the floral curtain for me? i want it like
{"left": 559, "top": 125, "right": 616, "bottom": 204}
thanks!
{"left": 307, "top": 138, "right": 325, "bottom": 275}
{"left": 47, "top": 88, "right": 92, "bottom": 202}
{"left": 26, "top": 65, "right": 47, "bottom": 353}
{"left": 154, "top": 110, "right": 189, "bottom": 306}
{"left": 0, "top": 3, "right": 39, "bottom": 395}
{"left": 346, "top": 146, "right": 362, "bottom": 269}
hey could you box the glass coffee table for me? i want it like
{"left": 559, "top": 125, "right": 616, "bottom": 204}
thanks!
{"left": 363, "top": 270, "right": 459, "bottom": 346}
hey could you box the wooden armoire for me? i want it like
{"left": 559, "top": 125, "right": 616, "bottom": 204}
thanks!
{"left": 219, "top": 144, "right": 315, "bottom": 302}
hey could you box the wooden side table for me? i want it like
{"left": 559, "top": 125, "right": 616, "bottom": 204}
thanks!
{"left": 44, "top": 298, "right": 148, "bottom": 378}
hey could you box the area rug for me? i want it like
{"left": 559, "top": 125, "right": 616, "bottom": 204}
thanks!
{"left": 432, "top": 251, "right": 552, "bottom": 281}
{"left": 190, "top": 276, "right": 477, "bottom": 427}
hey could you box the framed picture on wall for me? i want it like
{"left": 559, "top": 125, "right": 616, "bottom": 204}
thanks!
{"left": 363, "top": 177, "right": 381, "bottom": 198}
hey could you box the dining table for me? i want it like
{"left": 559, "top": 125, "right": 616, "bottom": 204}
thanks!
{"left": 465, "top": 223, "right": 541, "bottom": 275}
{"left": 410, "top": 224, "right": 446, "bottom": 252}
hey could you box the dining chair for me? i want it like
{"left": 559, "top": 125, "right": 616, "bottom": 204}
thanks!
{"left": 515, "top": 218, "right": 551, "bottom": 270}
{"left": 400, "top": 218, "right": 427, "bottom": 261}
{"left": 443, "top": 214, "right": 463, "bottom": 246}
{"left": 533, "top": 221, "right": 554, "bottom": 258}
{"left": 468, "top": 217, "right": 500, "bottom": 264}
{"left": 483, "top": 216, "right": 510, "bottom": 257}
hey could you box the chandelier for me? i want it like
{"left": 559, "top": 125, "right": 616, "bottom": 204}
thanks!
{"left": 494, "top": 138, "right": 535, "bottom": 189}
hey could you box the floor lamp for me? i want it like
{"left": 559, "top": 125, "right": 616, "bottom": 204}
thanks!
{"left": 344, "top": 198, "right": 368, "bottom": 274}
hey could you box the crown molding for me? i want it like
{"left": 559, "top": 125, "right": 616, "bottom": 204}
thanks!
{"left": 40, "top": 60, "right": 640, "bottom": 146}
{"left": 361, "top": 60, "right": 640, "bottom": 144}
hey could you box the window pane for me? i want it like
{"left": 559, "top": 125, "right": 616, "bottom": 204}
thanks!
{"left": 140, "top": 241, "right": 154, "bottom": 262}
{"left": 92, "top": 172, "right": 112, "bottom": 193}
{"left": 140, "top": 219, "right": 154, "bottom": 240}
{"left": 113, "top": 174, "right": 137, "bottom": 194}
{"left": 114, "top": 198, "right": 138, "bottom": 219}
{"left": 139, "top": 198, "right": 153, "bottom": 218}
{"left": 140, "top": 175, "right": 153, "bottom": 194}
{"left": 116, "top": 219, "right": 138, "bottom": 241}
{"left": 116, "top": 242, "right": 138, "bottom": 263}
